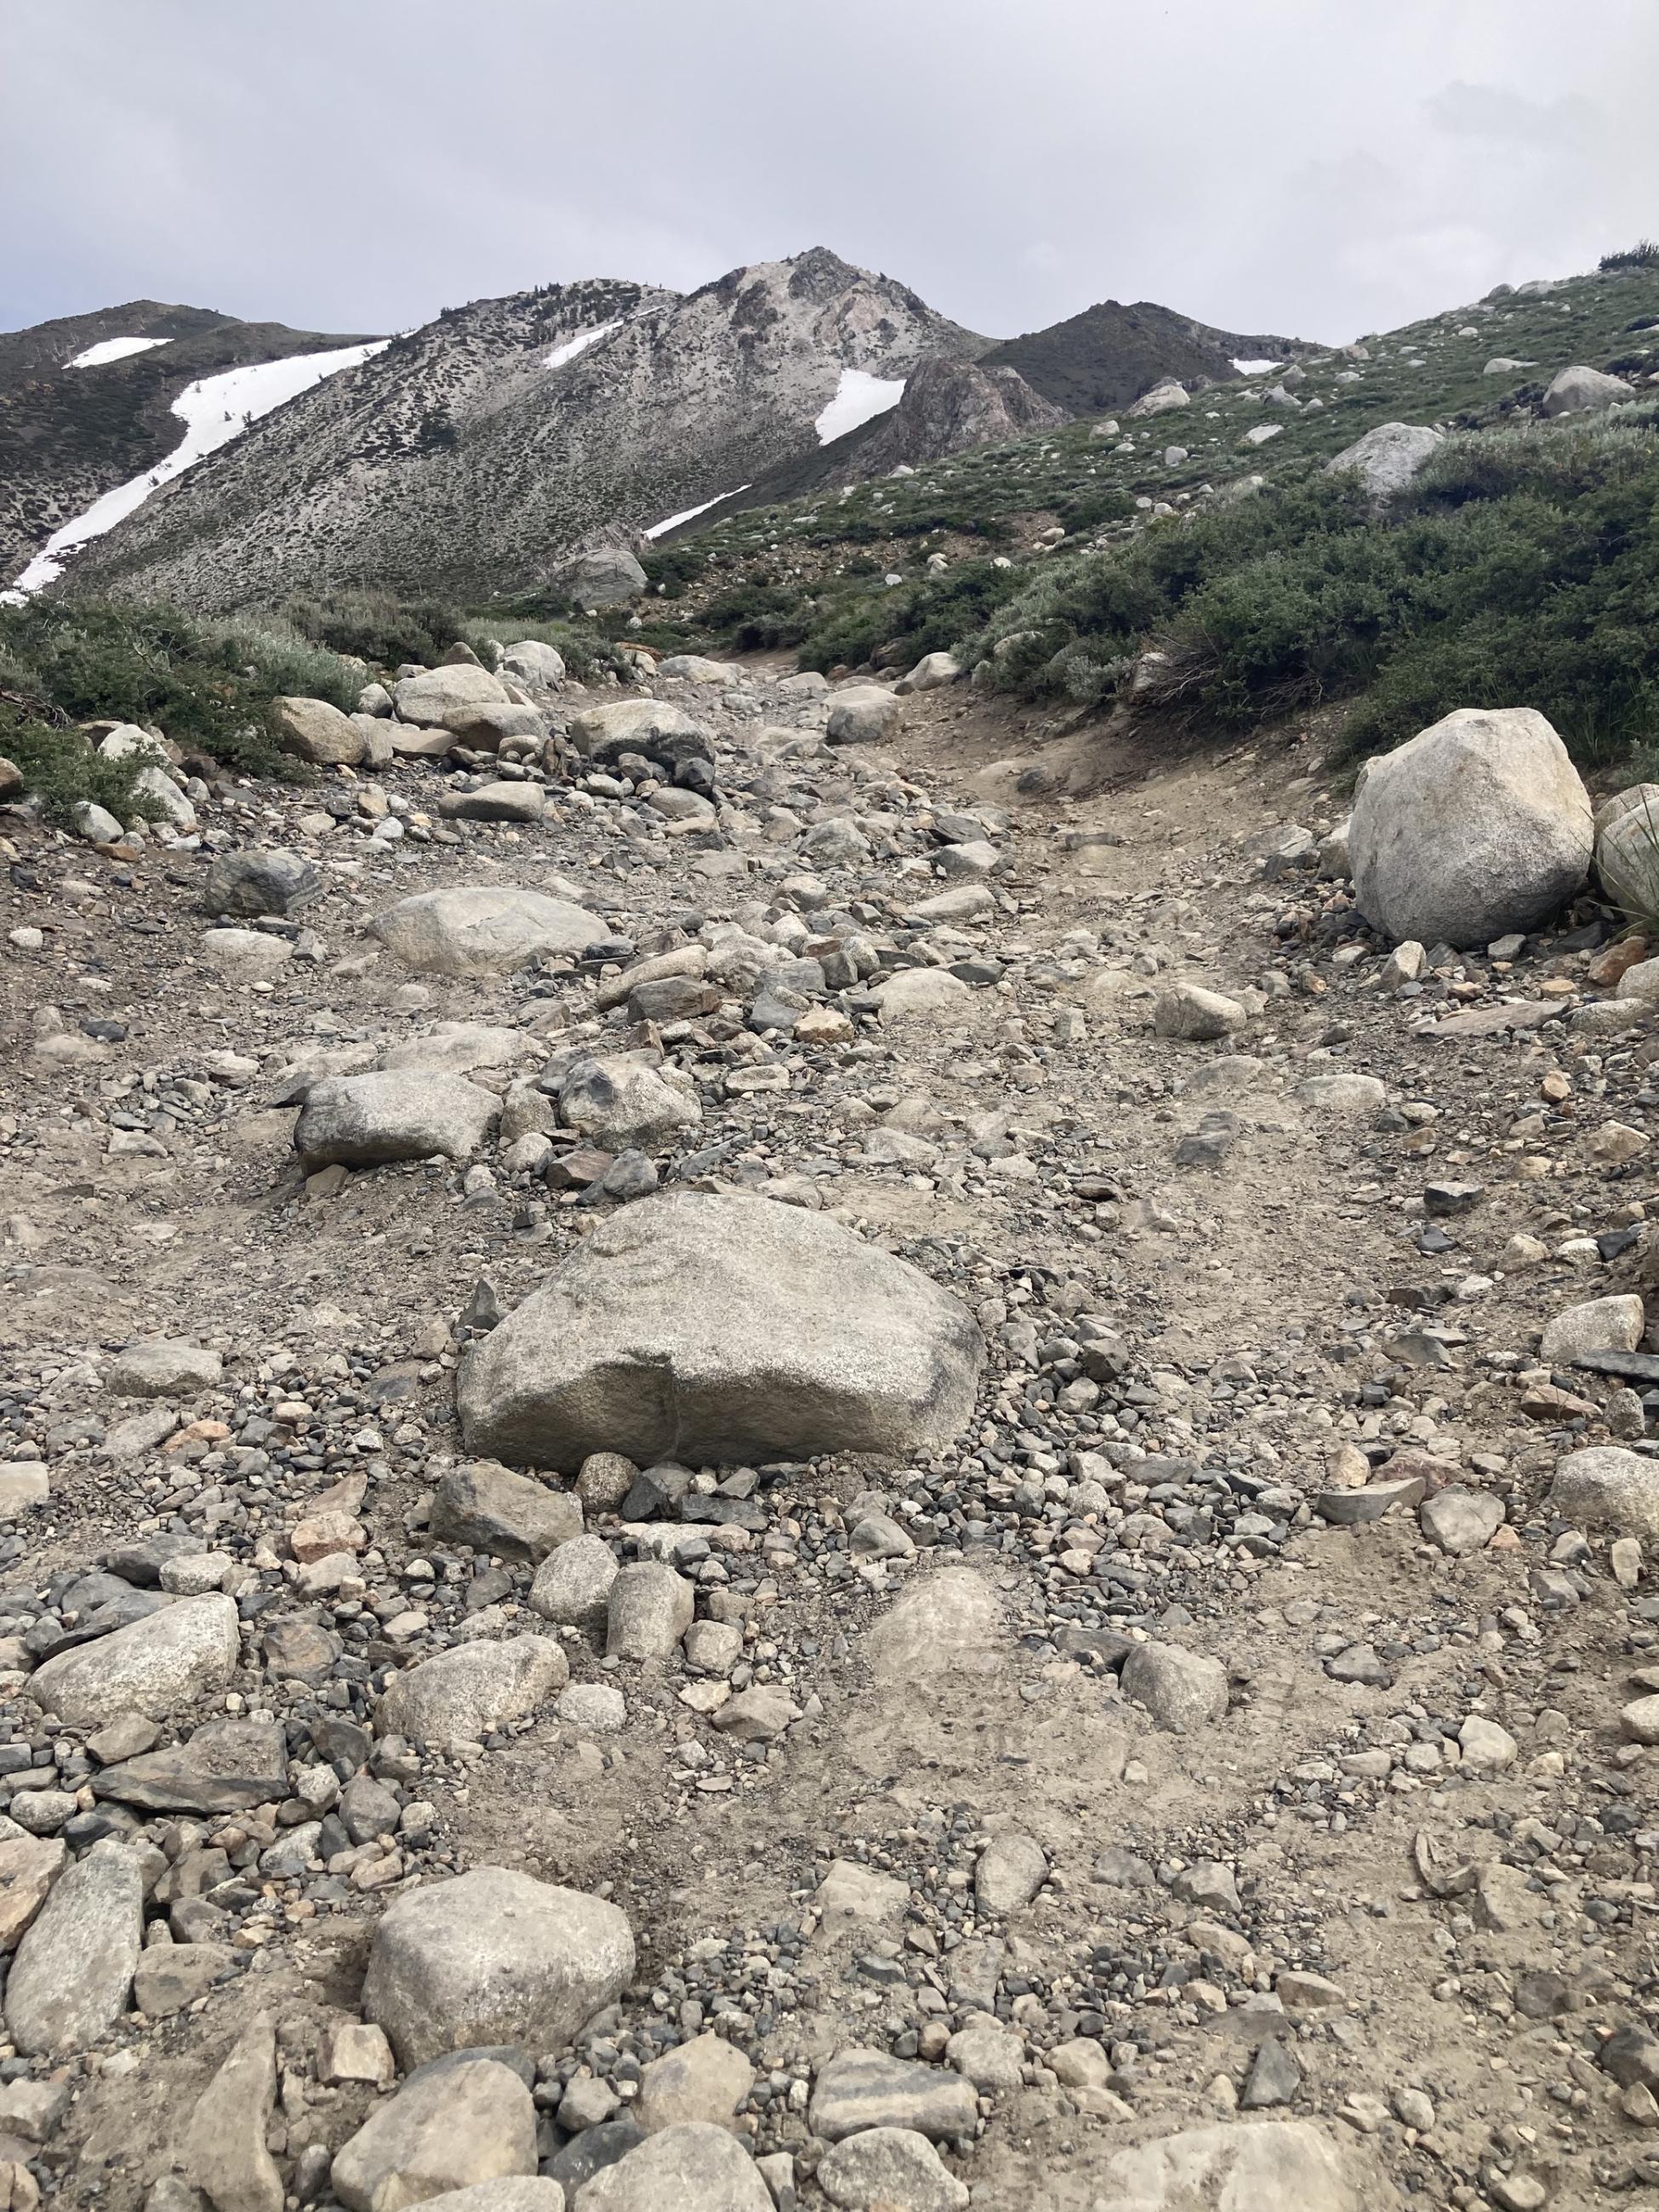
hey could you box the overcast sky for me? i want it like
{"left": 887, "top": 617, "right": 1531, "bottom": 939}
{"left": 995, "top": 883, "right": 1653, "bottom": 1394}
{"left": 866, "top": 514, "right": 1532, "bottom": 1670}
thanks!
{"left": 7, "top": 0, "right": 1658, "bottom": 348}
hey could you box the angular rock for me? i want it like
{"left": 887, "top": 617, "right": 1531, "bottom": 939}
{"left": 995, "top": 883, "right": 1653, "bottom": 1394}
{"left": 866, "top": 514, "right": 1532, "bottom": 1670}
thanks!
{"left": 94, "top": 1717, "right": 287, "bottom": 1813}
{"left": 973, "top": 1833, "right": 1046, "bottom": 1915}
{"left": 1092, "top": 2121, "right": 1361, "bottom": 2212}
{"left": 134, "top": 1942, "right": 236, "bottom": 2017}
{"left": 606, "top": 1562, "right": 695, "bottom": 1662}
{"left": 1419, "top": 1486, "right": 1504, "bottom": 1557}
{"left": 567, "top": 698, "right": 711, "bottom": 767}
{"left": 271, "top": 695, "right": 366, "bottom": 767}
{"left": 1348, "top": 707, "right": 1592, "bottom": 948}
{"left": 183, "top": 2019, "right": 282, "bottom": 2212}
{"left": 558, "top": 1058, "right": 701, "bottom": 1153}
{"left": 814, "top": 1860, "right": 910, "bottom": 1932}
{"left": 575, "top": 2124, "right": 771, "bottom": 2211}
{"left": 362, "top": 1866, "right": 635, "bottom": 2067}
{"left": 430, "top": 1462, "right": 583, "bottom": 1563}
{"left": 106, "top": 1339, "right": 222, "bottom": 1399}
{"left": 331, "top": 2056, "right": 537, "bottom": 2212}
{"left": 1324, "top": 421, "right": 1443, "bottom": 499}
{"left": 3, "top": 1840, "right": 141, "bottom": 2054}
{"left": 634, "top": 2032, "right": 755, "bottom": 2133}
{"left": 1550, "top": 1445, "right": 1659, "bottom": 1534}
{"left": 809, "top": 2050, "right": 978, "bottom": 2143}
{"left": 393, "top": 665, "right": 512, "bottom": 727}
{"left": 0, "top": 1834, "right": 65, "bottom": 1954}
{"left": 371, "top": 887, "right": 606, "bottom": 978}
{"left": 826, "top": 687, "right": 903, "bottom": 745}
{"left": 29, "top": 1593, "right": 240, "bottom": 1722}
{"left": 871, "top": 968, "right": 973, "bottom": 1025}
{"left": 818, "top": 2126, "right": 968, "bottom": 2210}
{"left": 378, "top": 1635, "right": 567, "bottom": 1747}
{"left": 1542, "top": 365, "right": 1634, "bottom": 417}
{"left": 458, "top": 1192, "right": 983, "bottom": 1470}
{"left": 1120, "top": 1643, "right": 1228, "bottom": 1732}
{"left": 294, "top": 1069, "right": 500, "bottom": 1167}
{"left": 1154, "top": 983, "right": 1246, "bottom": 1041}
{"left": 202, "top": 847, "right": 320, "bottom": 919}
{"left": 1539, "top": 1294, "right": 1645, "bottom": 1365}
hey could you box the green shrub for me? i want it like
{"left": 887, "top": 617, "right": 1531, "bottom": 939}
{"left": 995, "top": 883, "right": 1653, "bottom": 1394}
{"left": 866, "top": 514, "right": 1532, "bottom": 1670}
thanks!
{"left": 1601, "top": 241, "right": 1659, "bottom": 271}
{"left": 282, "top": 588, "right": 468, "bottom": 668}
{"left": 797, "top": 556, "right": 1029, "bottom": 674}
{"left": 0, "top": 700, "right": 161, "bottom": 828}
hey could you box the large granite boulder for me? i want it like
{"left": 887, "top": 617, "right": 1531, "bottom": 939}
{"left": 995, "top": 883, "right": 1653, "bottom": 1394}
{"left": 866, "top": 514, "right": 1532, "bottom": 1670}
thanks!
{"left": 457, "top": 1192, "right": 984, "bottom": 1471}
{"left": 370, "top": 887, "right": 607, "bottom": 977}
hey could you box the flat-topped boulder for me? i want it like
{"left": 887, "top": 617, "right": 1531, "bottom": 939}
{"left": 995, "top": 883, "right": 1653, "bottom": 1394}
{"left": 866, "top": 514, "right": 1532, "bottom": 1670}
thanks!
{"left": 29, "top": 1593, "right": 240, "bottom": 1723}
{"left": 294, "top": 1069, "right": 501, "bottom": 1167}
{"left": 567, "top": 698, "right": 714, "bottom": 767}
{"left": 393, "top": 665, "right": 512, "bottom": 726}
{"left": 371, "top": 887, "right": 608, "bottom": 977}
{"left": 457, "top": 1192, "right": 983, "bottom": 1471}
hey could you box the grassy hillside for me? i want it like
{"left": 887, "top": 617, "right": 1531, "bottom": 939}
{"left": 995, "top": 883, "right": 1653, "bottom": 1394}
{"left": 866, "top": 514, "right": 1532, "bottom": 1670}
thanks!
{"left": 631, "top": 256, "right": 1659, "bottom": 776}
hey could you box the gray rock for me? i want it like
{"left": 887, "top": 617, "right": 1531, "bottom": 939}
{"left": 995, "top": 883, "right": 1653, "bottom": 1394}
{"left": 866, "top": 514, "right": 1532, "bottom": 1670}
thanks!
{"left": 810, "top": 2050, "right": 978, "bottom": 2143}
{"left": 332, "top": 2055, "right": 538, "bottom": 2211}
{"left": 1092, "top": 2122, "right": 1358, "bottom": 2212}
{"left": 557, "top": 1682, "right": 626, "bottom": 1731}
{"left": 3, "top": 1840, "right": 142, "bottom": 2054}
{"left": 199, "top": 927, "right": 293, "bottom": 982}
{"left": 1324, "top": 421, "right": 1443, "bottom": 499}
{"left": 133, "top": 1942, "right": 236, "bottom": 2017}
{"left": 567, "top": 698, "right": 710, "bottom": 764}
{"left": 416, "top": 2186, "right": 566, "bottom": 2212}
{"left": 106, "top": 1339, "right": 223, "bottom": 1398}
{"left": 371, "top": 887, "right": 607, "bottom": 978}
{"left": 362, "top": 1865, "right": 635, "bottom": 2067}
{"left": 1539, "top": 1293, "right": 1645, "bottom": 1365}
{"left": 575, "top": 2124, "right": 772, "bottom": 2210}
{"left": 606, "top": 1562, "right": 695, "bottom": 1662}
{"left": 945, "top": 2018, "right": 1023, "bottom": 2093}
{"left": 551, "top": 548, "right": 648, "bottom": 611}
{"left": 294, "top": 1069, "right": 501, "bottom": 1167}
{"left": 558, "top": 1057, "right": 702, "bottom": 1153}
{"left": 973, "top": 1833, "right": 1046, "bottom": 1915}
{"left": 1120, "top": 1643, "right": 1228, "bottom": 1732}
{"left": 501, "top": 640, "right": 567, "bottom": 691}
{"left": 870, "top": 967, "right": 973, "bottom": 1025}
{"left": 378, "top": 1636, "right": 567, "bottom": 1747}
{"left": 634, "top": 2031, "right": 755, "bottom": 2133}
{"left": 817, "top": 2127, "right": 968, "bottom": 2211}
{"left": 827, "top": 688, "right": 904, "bottom": 745}
{"left": 271, "top": 695, "right": 366, "bottom": 767}
{"left": 183, "top": 2018, "right": 282, "bottom": 2212}
{"left": 1348, "top": 707, "right": 1592, "bottom": 948}
{"left": 393, "top": 665, "right": 512, "bottom": 727}
{"left": 1593, "top": 784, "right": 1659, "bottom": 925}
{"left": 1542, "top": 364, "right": 1634, "bottom": 417}
{"left": 457, "top": 1192, "right": 983, "bottom": 1471}
{"left": 29, "top": 1592, "right": 240, "bottom": 1722}
{"left": 528, "top": 1534, "right": 619, "bottom": 1632}
{"left": 441, "top": 781, "right": 548, "bottom": 824}
{"left": 93, "top": 1717, "right": 287, "bottom": 1812}
{"left": 1550, "top": 1445, "right": 1659, "bottom": 1534}
{"left": 201, "top": 847, "right": 319, "bottom": 918}
{"left": 1154, "top": 983, "right": 1246, "bottom": 1040}
{"left": 0, "top": 1834, "right": 66, "bottom": 1952}
{"left": 1419, "top": 1486, "right": 1504, "bottom": 1557}
{"left": 866, "top": 1567, "right": 1001, "bottom": 1682}
{"left": 431, "top": 1461, "right": 584, "bottom": 1562}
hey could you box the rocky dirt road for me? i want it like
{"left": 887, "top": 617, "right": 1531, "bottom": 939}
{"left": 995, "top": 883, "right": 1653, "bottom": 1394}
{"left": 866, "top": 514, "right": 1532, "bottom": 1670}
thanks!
{"left": 3, "top": 652, "right": 1659, "bottom": 2211}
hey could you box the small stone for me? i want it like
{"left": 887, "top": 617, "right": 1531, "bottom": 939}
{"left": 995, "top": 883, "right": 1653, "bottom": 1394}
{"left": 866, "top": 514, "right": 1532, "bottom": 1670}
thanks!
{"left": 972, "top": 1833, "right": 1046, "bottom": 1915}
{"left": 1420, "top": 1486, "right": 1504, "bottom": 1556}
{"left": 1120, "top": 1643, "right": 1228, "bottom": 1731}
{"left": 1240, "top": 2037, "right": 1302, "bottom": 2109}
{"left": 634, "top": 2032, "right": 755, "bottom": 2133}
{"left": 1458, "top": 1715, "right": 1519, "bottom": 1773}
{"left": 809, "top": 2050, "right": 978, "bottom": 2142}
{"left": 607, "top": 1562, "right": 695, "bottom": 1662}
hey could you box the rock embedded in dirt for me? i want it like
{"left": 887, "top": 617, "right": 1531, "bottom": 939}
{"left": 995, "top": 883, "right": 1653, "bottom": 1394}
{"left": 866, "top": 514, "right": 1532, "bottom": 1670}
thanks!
{"left": 1092, "top": 2120, "right": 1359, "bottom": 2211}
{"left": 200, "top": 846, "right": 320, "bottom": 917}
{"left": 294, "top": 1069, "right": 502, "bottom": 1167}
{"left": 200, "top": 926, "right": 293, "bottom": 981}
{"left": 867, "top": 1566, "right": 1001, "bottom": 1681}
{"left": 1549, "top": 1445, "right": 1659, "bottom": 1533}
{"left": 816, "top": 2125, "right": 969, "bottom": 2210}
{"left": 371, "top": 886, "right": 607, "bottom": 977}
{"left": 1348, "top": 706, "right": 1593, "bottom": 947}
{"left": 3, "top": 1840, "right": 142, "bottom": 2055}
{"left": 105, "top": 1337, "right": 223, "bottom": 1398}
{"left": 810, "top": 2050, "right": 978, "bottom": 2143}
{"left": 362, "top": 1865, "right": 635, "bottom": 2067}
{"left": 430, "top": 1460, "right": 583, "bottom": 1562}
{"left": 1419, "top": 1486, "right": 1504, "bottom": 1556}
{"left": 1120, "top": 1642, "right": 1229, "bottom": 1731}
{"left": 29, "top": 1591, "right": 240, "bottom": 1722}
{"left": 457, "top": 1191, "right": 983, "bottom": 1469}
{"left": 973, "top": 1833, "right": 1046, "bottom": 1915}
{"left": 182, "top": 2018, "right": 282, "bottom": 2212}
{"left": 633, "top": 2031, "right": 755, "bottom": 2133}
{"left": 93, "top": 1715, "right": 287, "bottom": 1813}
{"left": 1538, "top": 1293, "right": 1645, "bottom": 1365}
{"left": 826, "top": 687, "right": 904, "bottom": 745}
{"left": 378, "top": 1634, "right": 568, "bottom": 1747}
{"left": 1153, "top": 983, "right": 1246, "bottom": 1040}
{"left": 575, "top": 2122, "right": 772, "bottom": 2210}
{"left": 556, "top": 1057, "right": 702, "bottom": 1152}
{"left": 331, "top": 2055, "right": 538, "bottom": 2211}
{"left": 606, "top": 1561, "right": 695, "bottom": 1661}
{"left": 413, "top": 2186, "right": 567, "bottom": 2212}
{"left": 870, "top": 967, "right": 974, "bottom": 1025}
{"left": 528, "top": 1532, "right": 619, "bottom": 1630}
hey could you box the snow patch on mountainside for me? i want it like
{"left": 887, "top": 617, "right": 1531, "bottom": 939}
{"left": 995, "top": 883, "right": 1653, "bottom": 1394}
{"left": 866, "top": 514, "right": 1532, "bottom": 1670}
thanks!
{"left": 1232, "top": 356, "right": 1282, "bottom": 375}
{"left": 67, "top": 336, "right": 173, "bottom": 369}
{"left": 5, "top": 339, "right": 390, "bottom": 599}
{"left": 544, "top": 321, "right": 623, "bottom": 369}
{"left": 816, "top": 368, "right": 906, "bottom": 445}
{"left": 645, "top": 485, "right": 753, "bottom": 540}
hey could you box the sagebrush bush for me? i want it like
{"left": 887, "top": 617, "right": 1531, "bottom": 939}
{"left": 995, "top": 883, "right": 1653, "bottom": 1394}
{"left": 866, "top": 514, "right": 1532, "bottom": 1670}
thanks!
{"left": 282, "top": 588, "right": 469, "bottom": 669}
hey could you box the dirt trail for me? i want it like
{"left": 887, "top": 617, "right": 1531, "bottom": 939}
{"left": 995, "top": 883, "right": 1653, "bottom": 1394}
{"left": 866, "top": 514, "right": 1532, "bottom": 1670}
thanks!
{"left": 2, "top": 659, "right": 1656, "bottom": 2211}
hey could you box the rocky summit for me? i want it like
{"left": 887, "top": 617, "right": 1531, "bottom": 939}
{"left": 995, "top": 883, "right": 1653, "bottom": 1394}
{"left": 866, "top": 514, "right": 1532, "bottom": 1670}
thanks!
{"left": 6, "top": 248, "right": 1659, "bottom": 2212}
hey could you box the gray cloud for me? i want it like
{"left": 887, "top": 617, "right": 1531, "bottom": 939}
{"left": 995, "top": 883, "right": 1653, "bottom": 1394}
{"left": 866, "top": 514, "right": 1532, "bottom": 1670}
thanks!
{"left": 4, "top": 0, "right": 1657, "bottom": 348}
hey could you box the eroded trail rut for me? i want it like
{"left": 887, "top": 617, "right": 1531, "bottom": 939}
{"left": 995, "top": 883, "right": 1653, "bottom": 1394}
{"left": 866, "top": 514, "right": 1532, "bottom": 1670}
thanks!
{"left": 3, "top": 657, "right": 1657, "bottom": 2212}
